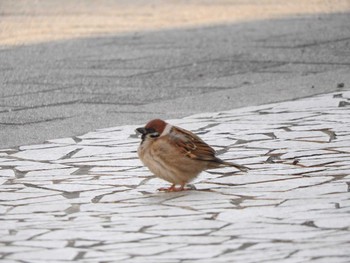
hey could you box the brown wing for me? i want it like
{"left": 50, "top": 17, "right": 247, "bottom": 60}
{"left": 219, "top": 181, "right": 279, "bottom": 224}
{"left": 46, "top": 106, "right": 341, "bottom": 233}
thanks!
{"left": 168, "top": 126, "right": 217, "bottom": 161}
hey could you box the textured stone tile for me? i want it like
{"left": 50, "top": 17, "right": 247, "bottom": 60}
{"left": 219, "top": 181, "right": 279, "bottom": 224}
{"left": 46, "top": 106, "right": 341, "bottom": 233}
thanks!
{"left": 122, "top": 206, "right": 202, "bottom": 218}
{"left": 244, "top": 139, "right": 328, "bottom": 150}
{"left": 0, "top": 160, "right": 70, "bottom": 171}
{"left": 39, "top": 183, "right": 115, "bottom": 193}
{"left": 0, "top": 246, "right": 40, "bottom": 254}
{"left": 46, "top": 138, "right": 77, "bottom": 144}
{"left": 0, "top": 194, "right": 65, "bottom": 206}
{"left": 148, "top": 235, "right": 230, "bottom": 245}
{"left": 0, "top": 205, "right": 8, "bottom": 213}
{"left": 219, "top": 249, "right": 296, "bottom": 263}
{"left": 12, "top": 146, "right": 79, "bottom": 161}
{"left": 1, "top": 91, "right": 350, "bottom": 262}
{"left": 313, "top": 215, "right": 350, "bottom": 229}
{"left": 151, "top": 244, "right": 241, "bottom": 260}
{"left": 0, "top": 169, "right": 15, "bottom": 178}
{"left": 101, "top": 243, "right": 185, "bottom": 256}
{"left": 0, "top": 178, "right": 7, "bottom": 185}
{"left": 14, "top": 240, "right": 68, "bottom": 248}
{"left": 251, "top": 176, "right": 332, "bottom": 192}
{"left": 24, "top": 168, "right": 79, "bottom": 177}
{"left": 210, "top": 174, "right": 297, "bottom": 185}
{"left": 37, "top": 229, "right": 154, "bottom": 242}
{"left": 294, "top": 245, "right": 350, "bottom": 259}
{"left": 9, "top": 202, "right": 72, "bottom": 214}
{"left": 82, "top": 176, "right": 144, "bottom": 187}
{"left": 281, "top": 149, "right": 335, "bottom": 159}
{"left": 150, "top": 219, "right": 227, "bottom": 231}
{"left": 1, "top": 229, "right": 48, "bottom": 242}
{"left": 274, "top": 130, "right": 330, "bottom": 141}
{"left": 7, "top": 247, "right": 79, "bottom": 261}
{"left": 0, "top": 190, "right": 57, "bottom": 201}
{"left": 67, "top": 159, "right": 140, "bottom": 167}
{"left": 82, "top": 250, "right": 130, "bottom": 261}
{"left": 71, "top": 146, "right": 134, "bottom": 158}
{"left": 18, "top": 143, "right": 64, "bottom": 150}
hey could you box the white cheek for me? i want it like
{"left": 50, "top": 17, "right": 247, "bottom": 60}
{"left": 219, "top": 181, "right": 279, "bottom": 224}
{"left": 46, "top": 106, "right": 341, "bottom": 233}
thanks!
{"left": 160, "top": 124, "right": 172, "bottom": 137}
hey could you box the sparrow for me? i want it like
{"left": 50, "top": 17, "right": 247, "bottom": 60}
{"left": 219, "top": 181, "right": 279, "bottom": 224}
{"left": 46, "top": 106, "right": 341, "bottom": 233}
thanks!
{"left": 136, "top": 119, "right": 249, "bottom": 192}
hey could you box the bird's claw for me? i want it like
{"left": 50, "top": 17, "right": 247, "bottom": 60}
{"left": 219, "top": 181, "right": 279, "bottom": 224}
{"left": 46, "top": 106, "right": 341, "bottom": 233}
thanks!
{"left": 158, "top": 184, "right": 196, "bottom": 192}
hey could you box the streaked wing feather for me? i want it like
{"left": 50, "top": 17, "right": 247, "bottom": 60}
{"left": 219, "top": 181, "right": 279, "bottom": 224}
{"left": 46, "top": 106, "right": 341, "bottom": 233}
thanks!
{"left": 169, "top": 127, "right": 217, "bottom": 161}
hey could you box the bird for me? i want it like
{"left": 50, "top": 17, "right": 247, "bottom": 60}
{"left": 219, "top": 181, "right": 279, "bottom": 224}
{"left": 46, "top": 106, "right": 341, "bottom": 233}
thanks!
{"left": 136, "top": 119, "right": 249, "bottom": 192}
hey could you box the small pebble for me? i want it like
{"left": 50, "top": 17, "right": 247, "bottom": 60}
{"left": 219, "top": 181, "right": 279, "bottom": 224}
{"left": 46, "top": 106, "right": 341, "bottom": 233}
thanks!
{"left": 292, "top": 159, "right": 299, "bottom": 165}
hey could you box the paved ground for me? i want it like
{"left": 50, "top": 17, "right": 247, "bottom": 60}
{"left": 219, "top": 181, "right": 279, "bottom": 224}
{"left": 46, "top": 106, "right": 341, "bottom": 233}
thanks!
{"left": 1, "top": 1, "right": 350, "bottom": 262}
{"left": 0, "top": 90, "right": 349, "bottom": 262}
{"left": 1, "top": 0, "right": 350, "bottom": 148}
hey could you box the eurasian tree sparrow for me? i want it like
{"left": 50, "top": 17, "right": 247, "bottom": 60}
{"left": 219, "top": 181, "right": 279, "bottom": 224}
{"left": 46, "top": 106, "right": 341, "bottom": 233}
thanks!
{"left": 136, "top": 119, "right": 248, "bottom": 192}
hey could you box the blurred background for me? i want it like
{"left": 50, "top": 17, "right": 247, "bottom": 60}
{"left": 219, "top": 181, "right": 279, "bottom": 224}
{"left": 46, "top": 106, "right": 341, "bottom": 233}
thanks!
{"left": 1, "top": 0, "right": 350, "bottom": 148}
{"left": 1, "top": 0, "right": 349, "bottom": 46}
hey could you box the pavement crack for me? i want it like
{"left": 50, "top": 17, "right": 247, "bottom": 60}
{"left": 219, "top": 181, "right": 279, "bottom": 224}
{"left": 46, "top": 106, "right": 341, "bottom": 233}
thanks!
{"left": 0, "top": 86, "right": 74, "bottom": 99}
{"left": 0, "top": 116, "right": 74, "bottom": 126}
{"left": 60, "top": 148, "right": 82, "bottom": 159}
{"left": 3, "top": 100, "right": 81, "bottom": 112}
{"left": 23, "top": 182, "right": 64, "bottom": 193}
{"left": 301, "top": 220, "right": 318, "bottom": 228}
{"left": 73, "top": 251, "right": 86, "bottom": 261}
{"left": 221, "top": 242, "right": 256, "bottom": 256}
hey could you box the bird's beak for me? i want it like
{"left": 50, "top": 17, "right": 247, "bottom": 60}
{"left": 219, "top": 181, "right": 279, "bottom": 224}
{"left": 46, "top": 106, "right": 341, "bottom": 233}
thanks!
{"left": 136, "top": 127, "right": 147, "bottom": 135}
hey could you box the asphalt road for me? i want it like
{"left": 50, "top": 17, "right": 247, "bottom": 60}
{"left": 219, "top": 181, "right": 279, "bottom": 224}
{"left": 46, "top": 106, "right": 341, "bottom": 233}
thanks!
{"left": 1, "top": 0, "right": 350, "bottom": 148}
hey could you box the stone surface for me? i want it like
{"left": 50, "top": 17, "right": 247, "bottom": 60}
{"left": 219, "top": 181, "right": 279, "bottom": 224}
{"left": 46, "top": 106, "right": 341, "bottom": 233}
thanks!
{"left": 0, "top": 91, "right": 349, "bottom": 262}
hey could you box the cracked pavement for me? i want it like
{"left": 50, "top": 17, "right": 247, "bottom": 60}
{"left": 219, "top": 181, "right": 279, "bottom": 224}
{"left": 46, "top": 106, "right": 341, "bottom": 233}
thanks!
{"left": 1, "top": 1, "right": 350, "bottom": 262}
{"left": 0, "top": 90, "right": 350, "bottom": 262}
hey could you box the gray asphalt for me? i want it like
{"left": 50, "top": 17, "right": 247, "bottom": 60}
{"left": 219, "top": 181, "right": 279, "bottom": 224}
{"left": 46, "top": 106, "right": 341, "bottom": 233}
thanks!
{"left": 1, "top": 10, "right": 350, "bottom": 148}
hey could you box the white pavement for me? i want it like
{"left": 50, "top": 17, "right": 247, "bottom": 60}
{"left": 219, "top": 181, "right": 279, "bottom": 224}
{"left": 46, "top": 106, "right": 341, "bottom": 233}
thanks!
{"left": 0, "top": 90, "right": 350, "bottom": 262}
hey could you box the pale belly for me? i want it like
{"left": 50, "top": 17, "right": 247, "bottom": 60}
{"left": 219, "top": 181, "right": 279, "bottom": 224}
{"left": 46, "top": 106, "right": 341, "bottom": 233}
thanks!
{"left": 138, "top": 144, "right": 202, "bottom": 185}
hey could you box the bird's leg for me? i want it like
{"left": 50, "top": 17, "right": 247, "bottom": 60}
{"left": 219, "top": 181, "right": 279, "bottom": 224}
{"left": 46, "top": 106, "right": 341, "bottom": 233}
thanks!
{"left": 157, "top": 183, "right": 188, "bottom": 192}
{"left": 158, "top": 184, "right": 176, "bottom": 192}
{"left": 169, "top": 182, "right": 187, "bottom": 192}
{"left": 175, "top": 183, "right": 186, "bottom": 192}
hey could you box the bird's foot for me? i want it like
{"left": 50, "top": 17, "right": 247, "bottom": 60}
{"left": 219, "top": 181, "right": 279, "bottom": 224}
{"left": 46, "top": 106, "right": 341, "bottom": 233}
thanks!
{"left": 158, "top": 184, "right": 184, "bottom": 192}
{"left": 158, "top": 184, "right": 195, "bottom": 192}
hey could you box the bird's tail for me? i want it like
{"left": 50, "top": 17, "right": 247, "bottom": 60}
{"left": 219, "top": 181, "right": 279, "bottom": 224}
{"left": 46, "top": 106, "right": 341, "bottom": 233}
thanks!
{"left": 219, "top": 160, "right": 250, "bottom": 172}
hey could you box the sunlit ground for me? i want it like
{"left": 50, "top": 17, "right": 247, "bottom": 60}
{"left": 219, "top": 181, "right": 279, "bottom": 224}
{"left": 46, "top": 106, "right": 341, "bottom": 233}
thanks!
{"left": 1, "top": 0, "right": 350, "bottom": 46}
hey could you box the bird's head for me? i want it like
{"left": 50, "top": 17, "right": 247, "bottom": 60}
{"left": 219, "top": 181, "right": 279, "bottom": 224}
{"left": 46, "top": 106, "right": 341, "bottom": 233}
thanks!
{"left": 136, "top": 119, "right": 167, "bottom": 140}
